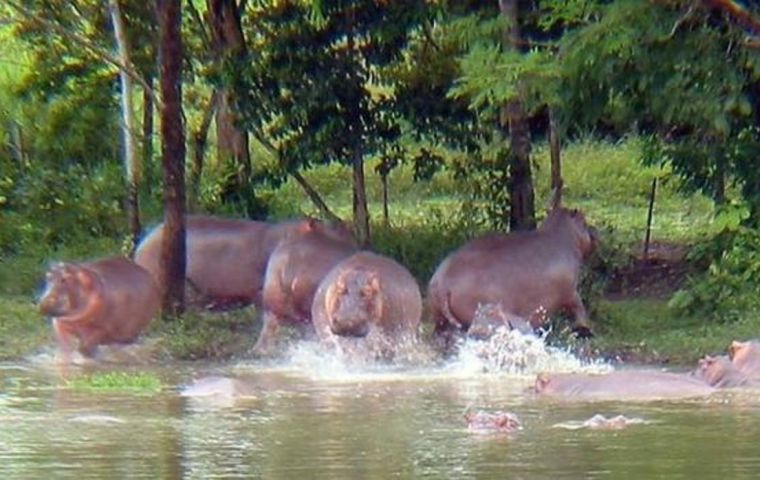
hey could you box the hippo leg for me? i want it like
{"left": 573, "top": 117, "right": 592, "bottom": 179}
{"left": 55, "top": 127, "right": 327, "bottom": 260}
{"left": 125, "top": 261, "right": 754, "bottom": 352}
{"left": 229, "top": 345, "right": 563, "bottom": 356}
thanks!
{"left": 252, "top": 311, "right": 281, "bottom": 357}
{"left": 53, "top": 319, "right": 76, "bottom": 364}
{"left": 566, "top": 293, "right": 593, "bottom": 337}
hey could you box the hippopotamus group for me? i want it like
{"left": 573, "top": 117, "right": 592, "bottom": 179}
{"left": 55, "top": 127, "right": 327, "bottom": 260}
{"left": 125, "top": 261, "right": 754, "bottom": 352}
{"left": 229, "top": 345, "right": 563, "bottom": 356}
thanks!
{"left": 428, "top": 206, "right": 597, "bottom": 345}
{"left": 38, "top": 256, "right": 160, "bottom": 361}
{"left": 692, "top": 340, "right": 760, "bottom": 388}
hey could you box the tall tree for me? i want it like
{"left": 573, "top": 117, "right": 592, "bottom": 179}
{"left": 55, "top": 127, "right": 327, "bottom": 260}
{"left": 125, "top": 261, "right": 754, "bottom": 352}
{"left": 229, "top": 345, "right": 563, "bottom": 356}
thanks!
{"left": 158, "top": 0, "right": 186, "bottom": 316}
{"left": 109, "top": 0, "right": 141, "bottom": 253}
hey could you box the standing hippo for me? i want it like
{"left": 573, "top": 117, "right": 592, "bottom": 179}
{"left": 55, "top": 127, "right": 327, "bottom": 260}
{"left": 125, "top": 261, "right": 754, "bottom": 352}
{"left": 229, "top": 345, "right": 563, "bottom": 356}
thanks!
{"left": 134, "top": 215, "right": 350, "bottom": 309}
{"left": 252, "top": 220, "right": 358, "bottom": 355}
{"left": 728, "top": 340, "right": 760, "bottom": 380}
{"left": 38, "top": 256, "right": 160, "bottom": 361}
{"left": 534, "top": 370, "right": 715, "bottom": 402}
{"left": 311, "top": 251, "right": 422, "bottom": 361}
{"left": 428, "top": 207, "right": 596, "bottom": 344}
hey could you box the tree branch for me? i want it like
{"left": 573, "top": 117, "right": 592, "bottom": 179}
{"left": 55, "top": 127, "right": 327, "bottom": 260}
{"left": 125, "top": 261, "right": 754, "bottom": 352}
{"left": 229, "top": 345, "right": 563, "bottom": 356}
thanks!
{"left": 6, "top": 0, "right": 161, "bottom": 109}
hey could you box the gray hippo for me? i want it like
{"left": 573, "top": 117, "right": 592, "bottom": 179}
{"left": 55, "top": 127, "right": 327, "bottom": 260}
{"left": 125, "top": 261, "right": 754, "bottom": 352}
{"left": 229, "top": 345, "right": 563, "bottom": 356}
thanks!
{"left": 693, "top": 355, "right": 757, "bottom": 388}
{"left": 311, "top": 251, "right": 422, "bottom": 361}
{"left": 38, "top": 257, "right": 160, "bottom": 361}
{"left": 253, "top": 219, "right": 358, "bottom": 355}
{"left": 534, "top": 370, "right": 715, "bottom": 402}
{"left": 428, "top": 206, "right": 596, "bottom": 345}
{"left": 135, "top": 215, "right": 351, "bottom": 309}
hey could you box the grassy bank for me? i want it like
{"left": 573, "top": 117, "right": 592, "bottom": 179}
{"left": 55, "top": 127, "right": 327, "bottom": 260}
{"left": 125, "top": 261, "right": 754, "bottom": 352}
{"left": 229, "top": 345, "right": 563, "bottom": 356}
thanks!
{"left": 2, "top": 138, "right": 751, "bottom": 366}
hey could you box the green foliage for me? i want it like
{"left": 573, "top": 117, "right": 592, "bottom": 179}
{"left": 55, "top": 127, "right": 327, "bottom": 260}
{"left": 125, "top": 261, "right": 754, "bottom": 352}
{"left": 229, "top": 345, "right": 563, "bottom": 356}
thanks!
{"left": 153, "top": 310, "right": 257, "bottom": 361}
{"left": 0, "top": 296, "right": 49, "bottom": 360}
{"left": 669, "top": 227, "right": 760, "bottom": 322}
{"left": 67, "top": 371, "right": 163, "bottom": 393}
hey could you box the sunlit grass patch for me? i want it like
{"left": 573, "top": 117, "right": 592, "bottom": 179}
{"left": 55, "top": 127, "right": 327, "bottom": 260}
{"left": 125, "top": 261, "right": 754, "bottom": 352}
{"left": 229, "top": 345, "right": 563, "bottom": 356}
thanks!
{"left": 67, "top": 371, "right": 163, "bottom": 393}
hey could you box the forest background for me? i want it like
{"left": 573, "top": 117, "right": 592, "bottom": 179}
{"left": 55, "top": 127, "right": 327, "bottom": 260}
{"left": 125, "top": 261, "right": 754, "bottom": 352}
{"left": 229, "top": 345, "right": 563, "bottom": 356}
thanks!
{"left": 2, "top": 0, "right": 760, "bottom": 364}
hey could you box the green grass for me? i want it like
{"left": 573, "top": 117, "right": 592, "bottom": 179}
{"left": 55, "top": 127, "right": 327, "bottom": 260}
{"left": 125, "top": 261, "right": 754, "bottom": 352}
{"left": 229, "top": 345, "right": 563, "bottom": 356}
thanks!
{"left": 590, "top": 299, "right": 760, "bottom": 365}
{"left": 66, "top": 371, "right": 163, "bottom": 393}
{"left": 0, "top": 296, "right": 50, "bottom": 360}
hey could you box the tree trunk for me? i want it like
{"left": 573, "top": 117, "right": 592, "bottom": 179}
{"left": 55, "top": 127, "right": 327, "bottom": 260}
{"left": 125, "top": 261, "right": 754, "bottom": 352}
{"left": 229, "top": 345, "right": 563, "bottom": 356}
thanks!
{"left": 500, "top": 0, "right": 536, "bottom": 231}
{"left": 548, "top": 107, "right": 563, "bottom": 208}
{"left": 189, "top": 90, "right": 220, "bottom": 212}
{"left": 207, "top": 0, "right": 255, "bottom": 216}
{"left": 158, "top": 0, "right": 186, "bottom": 316}
{"left": 109, "top": 0, "right": 141, "bottom": 255}
{"left": 142, "top": 75, "right": 154, "bottom": 198}
{"left": 352, "top": 145, "right": 371, "bottom": 247}
{"left": 381, "top": 173, "right": 389, "bottom": 225}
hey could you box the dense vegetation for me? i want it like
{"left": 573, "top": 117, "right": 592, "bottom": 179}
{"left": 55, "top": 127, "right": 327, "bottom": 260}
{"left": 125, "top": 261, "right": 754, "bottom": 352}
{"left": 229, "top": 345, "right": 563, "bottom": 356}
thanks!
{"left": 2, "top": 0, "right": 760, "bottom": 363}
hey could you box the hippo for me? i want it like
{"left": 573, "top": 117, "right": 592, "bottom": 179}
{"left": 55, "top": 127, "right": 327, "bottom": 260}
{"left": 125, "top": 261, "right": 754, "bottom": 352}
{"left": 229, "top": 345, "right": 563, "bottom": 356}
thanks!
{"left": 467, "top": 303, "right": 533, "bottom": 340}
{"left": 428, "top": 206, "right": 596, "bottom": 346}
{"left": 38, "top": 256, "right": 160, "bottom": 361}
{"left": 311, "top": 251, "right": 422, "bottom": 361}
{"left": 252, "top": 219, "right": 358, "bottom": 355}
{"left": 728, "top": 340, "right": 760, "bottom": 380}
{"left": 464, "top": 409, "right": 522, "bottom": 434}
{"left": 180, "top": 375, "right": 256, "bottom": 399}
{"left": 693, "top": 355, "right": 755, "bottom": 388}
{"left": 534, "top": 370, "right": 715, "bottom": 402}
{"left": 135, "top": 215, "right": 351, "bottom": 309}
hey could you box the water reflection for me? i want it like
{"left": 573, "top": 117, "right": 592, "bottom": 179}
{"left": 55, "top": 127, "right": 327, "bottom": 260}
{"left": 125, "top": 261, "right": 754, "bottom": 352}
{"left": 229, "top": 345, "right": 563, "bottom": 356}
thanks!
{"left": 1, "top": 335, "right": 759, "bottom": 479}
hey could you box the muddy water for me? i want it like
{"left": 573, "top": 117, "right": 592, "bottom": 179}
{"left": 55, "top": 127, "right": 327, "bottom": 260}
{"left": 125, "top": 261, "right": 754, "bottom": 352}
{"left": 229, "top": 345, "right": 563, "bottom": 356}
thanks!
{"left": 2, "top": 335, "right": 760, "bottom": 480}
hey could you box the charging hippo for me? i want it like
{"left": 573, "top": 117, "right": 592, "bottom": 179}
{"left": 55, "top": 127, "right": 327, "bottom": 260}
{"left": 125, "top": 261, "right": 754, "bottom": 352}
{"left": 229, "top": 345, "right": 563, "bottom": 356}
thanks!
{"left": 534, "top": 370, "right": 715, "bottom": 402}
{"left": 728, "top": 340, "right": 760, "bottom": 380}
{"left": 252, "top": 220, "right": 358, "bottom": 355}
{"left": 311, "top": 251, "right": 422, "bottom": 361}
{"left": 135, "top": 215, "right": 350, "bottom": 310}
{"left": 38, "top": 257, "right": 160, "bottom": 361}
{"left": 428, "top": 206, "right": 597, "bottom": 345}
{"left": 693, "top": 355, "right": 758, "bottom": 388}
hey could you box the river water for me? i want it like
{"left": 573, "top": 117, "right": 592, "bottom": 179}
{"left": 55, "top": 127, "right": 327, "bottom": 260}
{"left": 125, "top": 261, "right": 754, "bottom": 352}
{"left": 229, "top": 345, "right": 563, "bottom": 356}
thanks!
{"left": 1, "top": 332, "right": 759, "bottom": 480}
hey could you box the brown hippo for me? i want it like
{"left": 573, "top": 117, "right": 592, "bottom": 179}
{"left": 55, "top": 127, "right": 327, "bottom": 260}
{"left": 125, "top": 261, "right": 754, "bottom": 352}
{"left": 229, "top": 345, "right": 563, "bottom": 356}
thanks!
{"left": 534, "top": 370, "right": 715, "bottom": 402}
{"left": 693, "top": 355, "right": 755, "bottom": 388}
{"left": 464, "top": 409, "right": 522, "bottom": 434}
{"left": 38, "top": 257, "right": 160, "bottom": 361}
{"left": 135, "top": 215, "right": 350, "bottom": 309}
{"left": 428, "top": 206, "right": 596, "bottom": 344}
{"left": 311, "top": 251, "right": 422, "bottom": 361}
{"left": 252, "top": 220, "right": 358, "bottom": 355}
{"left": 728, "top": 340, "right": 760, "bottom": 380}
{"left": 466, "top": 303, "right": 533, "bottom": 340}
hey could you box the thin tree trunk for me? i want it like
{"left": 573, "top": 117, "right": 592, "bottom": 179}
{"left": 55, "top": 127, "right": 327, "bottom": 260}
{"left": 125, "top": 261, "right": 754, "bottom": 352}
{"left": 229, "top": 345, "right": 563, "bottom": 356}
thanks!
{"left": 290, "top": 170, "right": 343, "bottom": 224}
{"left": 189, "top": 90, "right": 220, "bottom": 212}
{"left": 109, "top": 0, "right": 141, "bottom": 255}
{"left": 142, "top": 75, "right": 154, "bottom": 198}
{"left": 158, "top": 0, "right": 186, "bottom": 316}
{"left": 500, "top": 0, "right": 536, "bottom": 231}
{"left": 207, "top": 0, "right": 254, "bottom": 215}
{"left": 352, "top": 145, "right": 371, "bottom": 247}
{"left": 381, "top": 173, "right": 389, "bottom": 225}
{"left": 548, "top": 107, "right": 563, "bottom": 208}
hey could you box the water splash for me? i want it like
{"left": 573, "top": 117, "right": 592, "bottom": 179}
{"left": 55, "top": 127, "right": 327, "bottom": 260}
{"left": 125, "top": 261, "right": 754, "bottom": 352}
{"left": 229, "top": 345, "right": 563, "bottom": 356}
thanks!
{"left": 553, "top": 414, "right": 649, "bottom": 430}
{"left": 446, "top": 327, "right": 612, "bottom": 377}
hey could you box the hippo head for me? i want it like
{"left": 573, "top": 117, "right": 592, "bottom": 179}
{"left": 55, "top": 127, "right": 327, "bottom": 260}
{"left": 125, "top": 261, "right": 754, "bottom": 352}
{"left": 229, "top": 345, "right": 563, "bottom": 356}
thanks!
{"left": 326, "top": 270, "right": 382, "bottom": 338}
{"left": 297, "top": 217, "right": 356, "bottom": 246}
{"left": 694, "top": 355, "right": 732, "bottom": 386}
{"left": 541, "top": 207, "right": 597, "bottom": 259}
{"left": 534, "top": 372, "right": 553, "bottom": 393}
{"left": 38, "top": 263, "right": 97, "bottom": 318}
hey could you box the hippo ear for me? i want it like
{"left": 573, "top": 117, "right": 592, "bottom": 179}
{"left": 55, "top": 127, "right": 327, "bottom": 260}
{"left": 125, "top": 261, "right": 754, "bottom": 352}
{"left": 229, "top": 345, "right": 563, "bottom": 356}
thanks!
{"left": 728, "top": 341, "right": 744, "bottom": 360}
{"left": 76, "top": 268, "right": 96, "bottom": 290}
{"left": 535, "top": 372, "right": 551, "bottom": 392}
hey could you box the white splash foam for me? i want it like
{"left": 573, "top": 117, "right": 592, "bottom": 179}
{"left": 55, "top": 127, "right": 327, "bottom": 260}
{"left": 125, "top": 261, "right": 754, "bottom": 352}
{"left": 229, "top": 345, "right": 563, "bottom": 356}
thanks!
{"left": 445, "top": 327, "right": 612, "bottom": 377}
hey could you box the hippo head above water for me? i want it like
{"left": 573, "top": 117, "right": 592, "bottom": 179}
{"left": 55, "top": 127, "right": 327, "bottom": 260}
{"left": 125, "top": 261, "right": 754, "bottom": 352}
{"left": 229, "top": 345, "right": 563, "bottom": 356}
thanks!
{"left": 39, "top": 263, "right": 98, "bottom": 319}
{"left": 326, "top": 268, "right": 382, "bottom": 338}
{"left": 295, "top": 217, "right": 356, "bottom": 246}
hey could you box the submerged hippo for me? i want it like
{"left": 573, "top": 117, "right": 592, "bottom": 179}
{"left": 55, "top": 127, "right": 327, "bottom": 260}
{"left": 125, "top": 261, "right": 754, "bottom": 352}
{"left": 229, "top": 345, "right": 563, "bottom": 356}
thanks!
{"left": 464, "top": 409, "right": 522, "bottom": 434}
{"left": 311, "top": 251, "right": 422, "bottom": 360}
{"left": 253, "top": 219, "right": 358, "bottom": 355}
{"left": 693, "top": 355, "right": 755, "bottom": 388}
{"left": 38, "top": 257, "right": 160, "bottom": 361}
{"left": 728, "top": 340, "right": 760, "bottom": 380}
{"left": 180, "top": 375, "right": 256, "bottom": 399}
{"left": 135, "top": 215, "right": 349, "bottom": 309}
{"left": 428, "top": 206, "right": 596, "bottom": 344}
{"left": 534, "top": 370, "right": 715, "bottom": 402}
